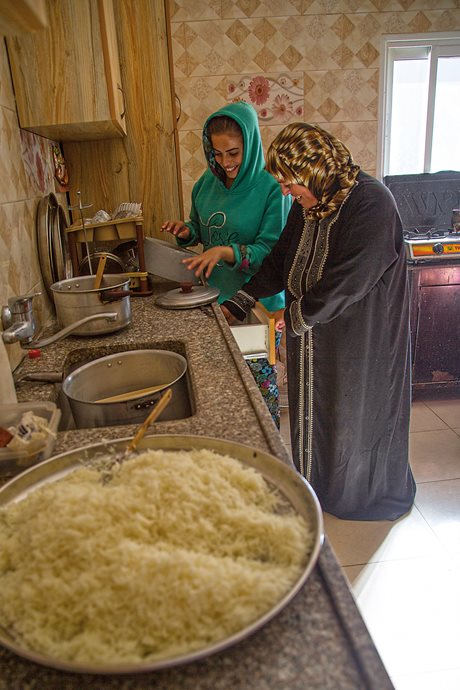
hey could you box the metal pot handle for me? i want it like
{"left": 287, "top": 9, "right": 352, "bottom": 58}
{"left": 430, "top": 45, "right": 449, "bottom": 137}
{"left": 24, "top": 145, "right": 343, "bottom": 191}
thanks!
{"left": 99, "top": 290, "right": 129, "bottom": 303}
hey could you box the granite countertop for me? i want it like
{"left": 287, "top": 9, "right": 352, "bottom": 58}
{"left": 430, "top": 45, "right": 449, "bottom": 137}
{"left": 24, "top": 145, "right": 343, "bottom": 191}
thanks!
{"left": 1, "top": 286, "right": 394, "bottom": 690}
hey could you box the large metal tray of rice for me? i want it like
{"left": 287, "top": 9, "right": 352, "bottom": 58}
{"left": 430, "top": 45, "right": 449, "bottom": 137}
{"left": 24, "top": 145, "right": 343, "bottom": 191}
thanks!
{"left": 0, "top": 435, "right": 323, "bottom": 674}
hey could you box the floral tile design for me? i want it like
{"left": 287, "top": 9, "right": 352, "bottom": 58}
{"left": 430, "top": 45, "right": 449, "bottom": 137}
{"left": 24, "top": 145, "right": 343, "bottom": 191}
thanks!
{"left": 19, "top": 130, "right": 58, "bottom": 196}
{"left": 226, "top": 73, "right": 304, "bottom": 124}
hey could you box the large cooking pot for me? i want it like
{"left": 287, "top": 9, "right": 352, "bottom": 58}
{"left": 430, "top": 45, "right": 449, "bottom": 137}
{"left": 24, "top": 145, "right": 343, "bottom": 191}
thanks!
{"left": 62, "top": 349, "right": 191, "bottom": 428}
{"left": 50, "top": 275, "right": 131, "bottom": 335}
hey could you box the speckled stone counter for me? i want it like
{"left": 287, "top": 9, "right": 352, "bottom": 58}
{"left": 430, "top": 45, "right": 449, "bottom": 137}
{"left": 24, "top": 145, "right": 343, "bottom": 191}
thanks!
{"left": 2, "top": 288, "right": 394, "bottom": 690}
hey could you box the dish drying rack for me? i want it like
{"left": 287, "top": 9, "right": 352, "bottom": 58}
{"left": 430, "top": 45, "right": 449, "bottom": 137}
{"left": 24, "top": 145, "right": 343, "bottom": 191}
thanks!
{"left": 65, "top": 198, "right": 152, "bottom": 296}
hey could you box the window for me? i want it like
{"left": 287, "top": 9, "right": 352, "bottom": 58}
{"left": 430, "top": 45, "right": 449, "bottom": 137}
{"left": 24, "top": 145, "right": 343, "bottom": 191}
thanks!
{"left": 379, "top": 34, "right": 460, "bottom": 178}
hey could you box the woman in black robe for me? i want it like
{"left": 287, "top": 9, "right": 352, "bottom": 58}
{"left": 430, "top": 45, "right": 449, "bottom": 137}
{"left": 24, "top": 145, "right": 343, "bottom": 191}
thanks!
{"left": 222, "top": 123, "right": 416, "bottom": 521}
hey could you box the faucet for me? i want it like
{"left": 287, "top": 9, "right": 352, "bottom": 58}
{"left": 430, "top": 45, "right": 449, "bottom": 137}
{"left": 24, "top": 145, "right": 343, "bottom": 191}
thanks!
{"left": 1, "top": 294, "right": 118, "bottom": 348}
{"left": 1, "top": 294, "right": 38, "bottom": 344}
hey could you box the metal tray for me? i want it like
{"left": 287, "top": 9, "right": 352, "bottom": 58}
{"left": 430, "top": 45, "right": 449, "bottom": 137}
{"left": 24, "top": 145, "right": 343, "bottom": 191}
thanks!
{"left": 0, "top": 435, "right": 323, "bottom": 675}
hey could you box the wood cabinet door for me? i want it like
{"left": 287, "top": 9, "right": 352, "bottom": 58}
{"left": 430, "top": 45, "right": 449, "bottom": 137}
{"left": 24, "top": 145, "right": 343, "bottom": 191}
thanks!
{"left": 6, "top": 0, "right": 126, "bottom": 140}
{"left": 63, "top": 0, "right": 182, "bottom": 234}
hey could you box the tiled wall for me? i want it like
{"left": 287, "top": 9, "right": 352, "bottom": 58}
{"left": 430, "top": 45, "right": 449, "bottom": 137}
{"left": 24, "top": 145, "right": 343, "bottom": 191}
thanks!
{"left": 169, "top": 0, "right": 460, "bottom": 216}
{"left": 0, "top": 38, "right": 65, "bottom": 370}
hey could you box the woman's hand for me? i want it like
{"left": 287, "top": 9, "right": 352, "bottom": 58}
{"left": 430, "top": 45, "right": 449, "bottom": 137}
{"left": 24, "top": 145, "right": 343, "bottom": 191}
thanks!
{"left": 220, "top": 304, "right": 239, "bottom": 325}
{"left": 160, "top": 220, "right": 191, "bottom": 240}
{"left": 273, "top": 308, "right": 286, "bottom": 332}
{"left": 182, "top": 246, "right": 235, "bottom": 279}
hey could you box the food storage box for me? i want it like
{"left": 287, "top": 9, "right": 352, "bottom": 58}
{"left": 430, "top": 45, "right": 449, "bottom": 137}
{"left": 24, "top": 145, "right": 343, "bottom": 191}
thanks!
{"left": 0, "top": 402, "right": 61, "bottom": 477}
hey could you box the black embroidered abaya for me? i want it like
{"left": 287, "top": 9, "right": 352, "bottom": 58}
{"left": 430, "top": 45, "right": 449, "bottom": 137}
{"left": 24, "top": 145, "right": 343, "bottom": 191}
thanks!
{"left": 224, "top": 172, "right": 416, "bottom": 520}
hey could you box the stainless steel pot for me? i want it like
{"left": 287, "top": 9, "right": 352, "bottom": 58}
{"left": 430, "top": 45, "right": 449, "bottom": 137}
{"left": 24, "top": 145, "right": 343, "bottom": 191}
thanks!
{"left": 50, "top": 275, "right": 131, "bottom": 335}
{"left": 62, "top": 349, "right": 191, "bottom": 428}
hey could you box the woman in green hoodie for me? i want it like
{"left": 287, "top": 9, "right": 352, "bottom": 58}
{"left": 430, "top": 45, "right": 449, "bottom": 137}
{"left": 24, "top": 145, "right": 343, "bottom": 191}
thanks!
{"left": 161, "top": 101, "right": 290, "bottom": 427}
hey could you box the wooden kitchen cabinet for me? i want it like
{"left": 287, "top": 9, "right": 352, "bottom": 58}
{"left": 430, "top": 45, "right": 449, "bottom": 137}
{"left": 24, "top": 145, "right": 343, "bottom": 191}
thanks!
{"left": 6, "top": 0, "right": 126, "bottom": 141}
{"left": 62, "top": 0, "right": 183, "bottom": 233}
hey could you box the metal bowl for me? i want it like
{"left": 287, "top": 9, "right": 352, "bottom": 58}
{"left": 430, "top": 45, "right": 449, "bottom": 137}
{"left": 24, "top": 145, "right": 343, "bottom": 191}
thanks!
{"left": 0, "top": 435, "right": 323, "bottom": 675}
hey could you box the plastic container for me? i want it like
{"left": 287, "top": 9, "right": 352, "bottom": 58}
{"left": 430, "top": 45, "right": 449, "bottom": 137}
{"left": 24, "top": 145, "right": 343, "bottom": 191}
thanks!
{"left": 0, "top": 402, "right": 61, "bottom": 477}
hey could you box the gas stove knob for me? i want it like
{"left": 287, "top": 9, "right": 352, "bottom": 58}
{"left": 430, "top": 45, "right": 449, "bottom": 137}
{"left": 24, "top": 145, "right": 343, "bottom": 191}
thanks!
{"left": 433, "top": 242, "right": 444, "bottom": 254}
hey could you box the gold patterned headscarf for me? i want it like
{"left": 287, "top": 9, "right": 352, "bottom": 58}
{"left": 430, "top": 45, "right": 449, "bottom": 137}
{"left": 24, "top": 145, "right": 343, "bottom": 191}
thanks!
{"left": 266, "top": 123, "right": 360, "bottom": 220}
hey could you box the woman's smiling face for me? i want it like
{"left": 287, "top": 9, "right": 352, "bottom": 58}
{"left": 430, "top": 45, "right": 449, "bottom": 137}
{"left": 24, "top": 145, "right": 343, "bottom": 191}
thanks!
{"left": 211, "top": 132, "right": 244, "bottom": 186}
{"left": 278, "top": 181, "right": 318, "bottom": 209}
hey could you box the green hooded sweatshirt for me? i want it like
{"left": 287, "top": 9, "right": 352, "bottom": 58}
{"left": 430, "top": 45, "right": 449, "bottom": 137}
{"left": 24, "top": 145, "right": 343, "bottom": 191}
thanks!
{"left": 178, "top": 102, "right": 290, "bottom": 308}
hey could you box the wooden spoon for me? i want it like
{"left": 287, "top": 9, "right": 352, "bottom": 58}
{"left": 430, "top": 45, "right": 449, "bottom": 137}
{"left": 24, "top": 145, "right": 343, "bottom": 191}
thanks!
{"left": 102, "top": 388, "right": 172, "bottom": 484}
{"left": 93, "top": 254, "right": 107, "bottom": 289}
{"left": 124, "top": 388, "right": 172, "bottom": 455}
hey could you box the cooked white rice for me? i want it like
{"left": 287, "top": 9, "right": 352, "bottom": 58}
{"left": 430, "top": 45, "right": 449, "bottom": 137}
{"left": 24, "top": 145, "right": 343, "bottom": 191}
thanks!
{"left": 0, "top": 448, "right": 313, "bottom": 665}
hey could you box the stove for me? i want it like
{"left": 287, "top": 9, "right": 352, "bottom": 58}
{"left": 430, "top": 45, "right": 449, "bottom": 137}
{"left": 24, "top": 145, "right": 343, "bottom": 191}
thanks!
{"left": 403, "top": 227, "right": 460, "bottom": 262}
{"left": 384, "top": 172, "right": 460, "bottom": 395}
{"left": 384, "top": 171, "right": 460, "bottom": 264}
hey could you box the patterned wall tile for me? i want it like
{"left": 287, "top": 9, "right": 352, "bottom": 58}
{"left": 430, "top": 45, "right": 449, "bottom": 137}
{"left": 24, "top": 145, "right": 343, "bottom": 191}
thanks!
{"left": 303, "top": 68, "right": 379, "bottom": 122}
{"left": 0, "top": 43, "right": 60, "bottom": 366}
{"left": 0, "top": 40, "right": 15, "bottom": 110}
{"left": 170, "top": 0, "right": 223, "bottom": 21}
{"left": 319, "top": 119, "right": 378, "bottom": 171}
{"left": 170, "top": 0, "right": 459, "bottom": 21}
{"left": 0, "top": 200, "right": 44, "bottom": 302}
{"left": 175, "top": 76, "right": 228, "bottom": 130}
{"left": 0, "top": 198, "right": 55, "bottom": 368}
{"left": 171, "top": 10, "right": 460, "bottom": 79}
{"left": 0, "top": 106, "right": 30, "bottom": 204}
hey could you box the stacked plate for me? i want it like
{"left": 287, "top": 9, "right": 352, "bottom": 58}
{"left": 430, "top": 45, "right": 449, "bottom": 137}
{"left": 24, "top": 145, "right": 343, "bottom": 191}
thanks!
{"left": 36, "top": 193, "right": 72, "bottom": 299}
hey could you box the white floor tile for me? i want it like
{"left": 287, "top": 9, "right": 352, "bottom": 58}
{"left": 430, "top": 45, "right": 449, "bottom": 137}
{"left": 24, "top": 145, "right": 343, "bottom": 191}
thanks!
{"left": 415, "top": 479, "right": 460, "bottom": 555}
{"left": 285, "top": 398, "right": 460, "bottom": 686}
{"left": 343, "top": 556, "right": 460, "bottom": 677}
{"left": 424, "top": 399, "right": 460, "bottom": 429}
{"left": 410, "top": 401, "right": 449, "bottom": 432}
{"left": 325, "top": 505, "right": 446, "bottom": 567}
{"left": 409, "top": 429, "right": 460, "bottom": 482}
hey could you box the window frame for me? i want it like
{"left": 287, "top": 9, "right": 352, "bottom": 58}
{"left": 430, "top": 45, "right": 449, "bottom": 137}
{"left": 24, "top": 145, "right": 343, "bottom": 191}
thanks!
{"left": 378, "top": 32, "right": 460, "bottom": 180}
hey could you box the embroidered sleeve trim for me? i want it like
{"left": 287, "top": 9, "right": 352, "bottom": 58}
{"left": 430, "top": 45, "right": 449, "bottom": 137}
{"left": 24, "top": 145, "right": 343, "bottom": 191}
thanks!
{"left": 290, "top": 298, "right": 312, "bottom": 335}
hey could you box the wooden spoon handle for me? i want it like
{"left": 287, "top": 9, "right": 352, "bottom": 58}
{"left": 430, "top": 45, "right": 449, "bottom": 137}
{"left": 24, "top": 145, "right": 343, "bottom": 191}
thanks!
{"left": 126, "top": 388, "right": 172, "bottom": 453}
{"left": 95, "top": 384, "right": 168, "bottom": 403}
{"left": 93, "top": 254, "right": 107, "bottom": 289}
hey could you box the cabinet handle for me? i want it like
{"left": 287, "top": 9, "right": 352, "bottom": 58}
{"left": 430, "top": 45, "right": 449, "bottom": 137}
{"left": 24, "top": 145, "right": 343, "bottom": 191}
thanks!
{"left": 118, "top": 84, "right": 126, "bottom": 119}
{"left": 175, "top": 94, "right": 182, "bottom": 123}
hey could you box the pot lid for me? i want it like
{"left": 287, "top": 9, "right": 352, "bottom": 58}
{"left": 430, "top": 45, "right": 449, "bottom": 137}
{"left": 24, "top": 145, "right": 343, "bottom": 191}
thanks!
{"left": 155, "top": 285, "right": 219, "bottom": 309}
{"left": 37, "top": 193, "right": 72, "bottom": 299}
